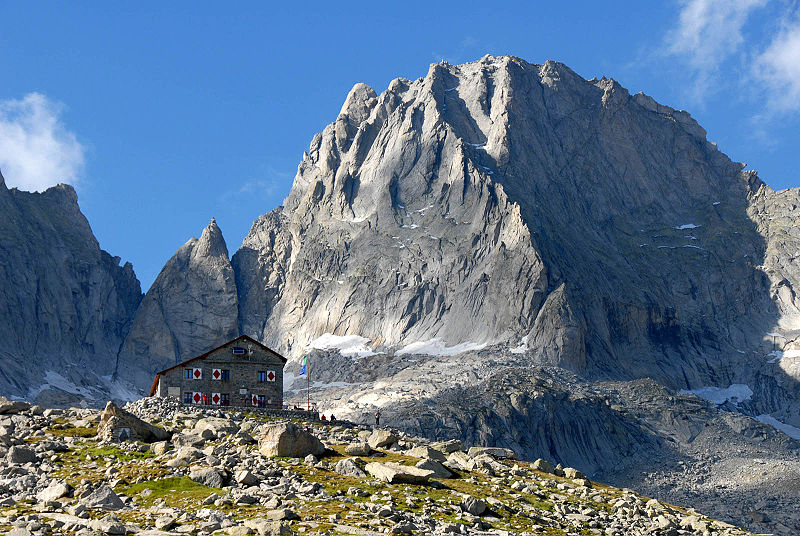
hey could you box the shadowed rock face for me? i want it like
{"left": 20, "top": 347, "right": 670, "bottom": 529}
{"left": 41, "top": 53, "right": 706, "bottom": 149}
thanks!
{"left": 0, "top": 172, "right": 142, "bottom": 401}
{"left": 116, "top": 218, "right": 238, "bottom": 387}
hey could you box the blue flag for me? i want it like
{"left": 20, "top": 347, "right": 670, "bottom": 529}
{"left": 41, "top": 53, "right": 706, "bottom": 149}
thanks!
{"left": 299, "top": 355, "right": 307, "bottom": 375}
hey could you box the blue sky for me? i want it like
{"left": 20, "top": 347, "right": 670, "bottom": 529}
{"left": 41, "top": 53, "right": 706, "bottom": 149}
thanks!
{"left": 1, "top": 1, "right": 799, "bottom": 290}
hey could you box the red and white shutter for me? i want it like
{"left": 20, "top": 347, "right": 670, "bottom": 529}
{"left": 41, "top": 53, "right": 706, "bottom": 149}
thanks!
{"left": 211, "top": 393, "right": 221, "bottom": 405}
{"left": 192, "top": 392, "right": 202, "bottom": 405}
{"left": 211, "top": 368, "right": 222, "bottom": 381}
{"left": 193, "top": 368, "right": 202, "bottom": 380}
{"left": 252, "top": 394, "right": 258, "bottom": 406}
{"left": 266, "top": 370, "right": 276, "bottom": 382}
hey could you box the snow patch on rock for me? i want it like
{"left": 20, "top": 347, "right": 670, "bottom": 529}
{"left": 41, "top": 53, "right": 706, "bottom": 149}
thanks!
{"left": 307, "top": 334, "right": 377, "bottom": 357}
{"left": 396, "top": 339, "right": 486, "bottom": 356}
{"left": 682, "top": 384, "right": 753, "bottom": 405}
{"left": 509, "top": 335, "right": 529, "bottom": 354}
{"left": 756, "top": 414, "right": 800, "bottom": 441}
{"left": 101, "top": 375, "right": 143, "bottom": 402}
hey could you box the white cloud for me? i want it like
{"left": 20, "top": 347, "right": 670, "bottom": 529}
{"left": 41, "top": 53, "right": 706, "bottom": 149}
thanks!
{"left": 0, "top": 93, "right": 85, "bottom": 192}
{"left": 219, "top": 165, "right": 292, "bottom": 204}
{"left": 755, "top": 12, "right": 800, "bottom": 111}
{"left": 665, "top": 0, "right": 768, "bottom": 98}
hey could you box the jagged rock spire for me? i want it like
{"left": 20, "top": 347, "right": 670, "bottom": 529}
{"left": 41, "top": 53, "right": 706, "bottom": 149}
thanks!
{"left": 116, "top": 218, "right": 238, "bottom": 386}
{"left": 195, "top": 217, "right": 229, "bottom": 259}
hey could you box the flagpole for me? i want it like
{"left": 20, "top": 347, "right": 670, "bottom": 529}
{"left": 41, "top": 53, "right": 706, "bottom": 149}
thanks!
{"left": 307, "top": 355, "right": 310, "bottom": 414}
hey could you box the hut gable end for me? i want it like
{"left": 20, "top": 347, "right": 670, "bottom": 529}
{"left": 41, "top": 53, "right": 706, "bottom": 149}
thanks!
{"left": 150, "top": 335, "right": 286, "bottom": 410}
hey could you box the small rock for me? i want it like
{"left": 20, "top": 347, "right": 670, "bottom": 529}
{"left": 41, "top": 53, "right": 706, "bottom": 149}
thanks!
{"left": 344, "top": 442, "right": 372, "bottom": 456}
{"left": 266, "top": 508, "right": 299, "bottom": 521}
{"left": 406, "top": 446, "right": 446, "bottom": 461}
{"left": 82, "top": 484, "right": 125, "bottom": 510}
{"left": 334, "top": 458, "right": 367, "bottom": 478}
{"left": 460, "top": 495, "right": 486, "bottom": 516}
{"left": 189, "top": 467, "right": 227, "bottom": 488}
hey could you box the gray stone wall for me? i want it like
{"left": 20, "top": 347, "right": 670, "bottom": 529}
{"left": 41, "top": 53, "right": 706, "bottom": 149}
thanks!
{"left": 156, "top": 339, "right": 284, "bottom": 408}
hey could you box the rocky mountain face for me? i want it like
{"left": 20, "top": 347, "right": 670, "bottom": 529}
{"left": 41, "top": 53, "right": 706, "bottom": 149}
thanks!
{"left": 116, "top": 57, "right": 800, "bottom": 409}
{"left": 116, "top": 218, "right": 238, "bottom": 388}
{"left": 228, "top": 55, "right": 789, "bottom": 391}
{"left": 0, "top": 171, "right": 142, "bottom": 405}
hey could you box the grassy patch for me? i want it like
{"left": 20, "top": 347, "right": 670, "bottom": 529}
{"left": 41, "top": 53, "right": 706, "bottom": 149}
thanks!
{"left": 47, "top": 425, "right": 97, "bottom": 438}
{"left": 78, "top": 445, "right": 156, "bottom": 462}
{"left": 123, "top": 477, "right": 222, "bottom": 508}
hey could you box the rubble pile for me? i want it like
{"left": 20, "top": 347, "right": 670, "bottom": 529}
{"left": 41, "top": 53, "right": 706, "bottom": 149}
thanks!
{"left": 0, "top": 397, "right": 751, "bottom": 535}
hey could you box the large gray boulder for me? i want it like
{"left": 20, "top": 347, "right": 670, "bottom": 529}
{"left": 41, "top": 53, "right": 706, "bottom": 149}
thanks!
{"left": 364, "top": 462, "right": 434, "bottom": 484}
{"left": 37, "top": 480, "right": 73, "bottom": 502}
{"left": 460, "top": 495, "right": 486, "bottom": 516}
{"left": 189, "top": 467, "right": 227, "bottom": 488}
{"left": 367, "top": 430, "right": 398, "bottom": 449}
{"left": 0, "top": 397, "right": 31, "bottom": 415}
{"left": 194, "top": 417, "right": 238, "bottom": 437}
{"left": 81, "top": 484, "right": 125, "bottom": 510}
{"left": 344, "top": 442, "right": 372, "bottom": 456}
{"left": 97, "top": 401, "right": 170, "bottom": 443}
{"left": 407, "top": 445, "right": 446, "bottom": 461}
{"left": 243, "top": 518, "right": 292, "bottom": 535}
{"left": 235, "top": 469, "right": 259, "bottom": 486}
{"left": 415, "top": 458, "right": 452, "bottom": 479}
{"left": 467, "top": 446, "right": 515, "bottom": 459}
{"left": 334, "top": 458, "right": 367, "bottom": 478}
{"left": 532, "top": 459, "right": 555, "bottom": 474}
{"left": 258, "top": 422, "right": 325, "bottom": 458}
{"left": 6, "top": 445, "right": 38, "bottom": 465}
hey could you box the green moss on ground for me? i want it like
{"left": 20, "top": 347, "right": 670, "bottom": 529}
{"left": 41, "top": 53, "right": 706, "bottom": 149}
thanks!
{"left": 46, "top": 425, "right": 98, "bottom": 438}
{"left": 123, "top": 477, "right": 223, "bottom": 509}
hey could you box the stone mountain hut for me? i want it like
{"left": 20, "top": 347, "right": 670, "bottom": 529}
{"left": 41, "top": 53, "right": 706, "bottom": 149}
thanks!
{"left": 149, "top": 334, "right": 286, "bottom": 409}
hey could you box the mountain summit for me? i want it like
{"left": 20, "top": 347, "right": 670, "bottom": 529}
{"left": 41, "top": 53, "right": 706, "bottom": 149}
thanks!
{"left": 116, "top": 217, "right": 238, "bottom": 387}
{"left": 119, "top": 56, "right": 800, "bottom": 413}
{"left": 226, "top": 56, "right": 793, "bottom": 394}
